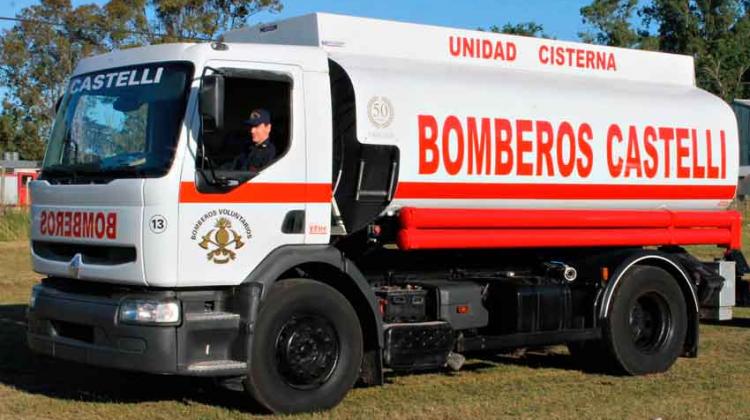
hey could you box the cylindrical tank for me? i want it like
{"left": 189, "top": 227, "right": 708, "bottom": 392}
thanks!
{"left": 331, "top": 48, "right": 738, "bottom": 213}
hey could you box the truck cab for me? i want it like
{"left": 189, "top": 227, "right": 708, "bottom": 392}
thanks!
{"left": 32, "top": 42, "right": 335, "bottom": 288}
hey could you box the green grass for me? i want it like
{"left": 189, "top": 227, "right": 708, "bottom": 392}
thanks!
{"left": 1, "top": 241, "right": 750, "bottom": 419}
{"left": 0, "top": 209, "right": 30, "bottom": 242}
{"left": 1, "top": 207, "right": 750, "bottom": 418}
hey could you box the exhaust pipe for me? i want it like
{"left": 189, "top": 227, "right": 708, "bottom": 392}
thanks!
{"left": 545, "top": 261, "right": 578, "bottom": 283}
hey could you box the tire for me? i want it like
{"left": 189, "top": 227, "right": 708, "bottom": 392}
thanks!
{"left": 605, "top": 265, "right": 687, "bottom": 375}
{"left": 243, "top": 279, "right": 363, "bottom": 414}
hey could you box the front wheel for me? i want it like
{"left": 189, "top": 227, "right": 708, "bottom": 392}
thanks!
{"left": 244, "top": 279, "right": 363, "bottom": 414}
{"left": 605, "top": 265, "right": 688, "bottom": 375}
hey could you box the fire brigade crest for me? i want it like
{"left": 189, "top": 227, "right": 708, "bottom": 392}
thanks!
{"left": 191, "top": 209, "right": 253, "bottom": 264}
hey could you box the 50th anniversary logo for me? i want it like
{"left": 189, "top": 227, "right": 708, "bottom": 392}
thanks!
{"left": 191, "top": 209, "right": 252, "bottom": 264}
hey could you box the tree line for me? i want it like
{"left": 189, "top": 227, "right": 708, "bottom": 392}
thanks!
{"left": 1, "top": 0, "right": 748, "bottom": 161}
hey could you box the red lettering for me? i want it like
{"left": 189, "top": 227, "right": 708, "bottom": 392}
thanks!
{"left": 721, "top": 130, "right": 726, "bottom": 179}
{"left": 706, "top": 130, "right": 719, "bottom": 179}
{"left": 535, "top": 120, "right": 555, "bottom": 176}
{"left": 556, "top": 121, "right": 576, "bottom": 177}
{"left": 515, "top": 119, "right": 534, "bottom": 176}
{"left": 40, "top": 211, "right": 47, "bottom": 235}
{"left": 643, "top": 126, "right": 659, "bottom": 178}
{"left": 624, "top": 126, "right": 643, "bottom": 178}
{"left": 675, "top": 127, "right": 690, "bottom": 179}
{"left": 450, "top": 36, "right": 515, "bottom": 62}
{"left": 463, "top": 38, "right": 474, "bottom": 57}
{"left": 607, "top": 124, "right": 624, "bottom": 177}
{"left": 596, "top": 52, "right": 606, "bottom": 69}
{"left": 442, "top": 115, "right": 464, "bottom": 175}
{"left": 494, "top": 119, "right": 514, "bottom": 175}
{"left": 607, "top": 53, "right": 617, "bottom": 71}
{"left": 449, "top": 36, "right": 461, "bottom": 56}
{"left": 467, "top": 117, "right": 492, "bottom": 175}
{"left": 555, "top": 47, "right": 565, "bottom": 65}
{"left": 63, "top": 211, "right": 72, "bottom": 237}
{"left": 585, "top": 50, "right": 594, "bottom": 69}
{"left": 418, "top": 115, "right": 439, "bottom": 174}
{"left": 483, "top": 40, "right": 493, "bottom": 58}
{"left": 577, "top": 123, "right": 593, "bottom": 177}
{"left": 95, "top": 213, "right": 105, "bottom": 239}
{"left": 507, "top": 42, "right": 517, "bottom": 61}
{"left": 691, "top": 129, "right": 705, "bottom": 178}
{"left": 106, "top": 213, "right": 117, "bottom": 239}
{"left": 46, "top": 211, "right": 55, "bottom": 236}
{"left": 657, "top": 127, "right": 675, "bottom": 178}
{"left": 55, "top": 212, "right": 64, "bottom": 236}
{"left": 565, "top": 48, "right": 575, "bottom": 66}
{"left": 72, "top": 212, "right": 82, "bottom": 237}
{"left": 539, "top": 45, "right": 549, "bottom": 64}
{"left": 82, "top": 212, "right": 94, "bottom": 238}
{"left": 576, "top": 49, "right": 585, "bottom": 68}
{"left": 539, "top": 45, "right": 617, "bottom": 71}
{"left": 494, "top": 42, "right": 504, "bottom": 60}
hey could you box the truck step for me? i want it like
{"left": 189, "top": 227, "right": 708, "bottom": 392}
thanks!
{"left": 184, "top": 312, "right": 240, "bottom": 330}
{"left": 185, "top": 360, "right": 247, "bottom": 375}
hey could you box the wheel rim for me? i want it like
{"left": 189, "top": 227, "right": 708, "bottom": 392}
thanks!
{"left": 628, "top": 292, "right": 672, "bottom": 354}
{"left": 274, "top": 314, "right": 340, "bottom": 390}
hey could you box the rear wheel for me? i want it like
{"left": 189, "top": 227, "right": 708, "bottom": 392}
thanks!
{"left": 605, "top": 265, "right": 687, "bottom": 375}
{"left": 244, "top": 279, "right": 363, "bottom": 414}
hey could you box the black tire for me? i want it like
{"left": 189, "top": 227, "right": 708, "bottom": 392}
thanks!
{"left": 605, "top": 265, "right": 687, "bottom": 375}
{"left": 244, "top": 279, "right": 363, "bottom": 414}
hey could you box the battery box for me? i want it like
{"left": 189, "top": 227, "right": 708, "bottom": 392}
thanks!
{"left": 374, "top": 286, "right": 428, "bottom": 323}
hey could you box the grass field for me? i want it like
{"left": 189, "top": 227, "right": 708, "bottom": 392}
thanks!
{"left": 2, "top": 215, "right": 750, "bottom": 418}
{"left": 0, "top": 209, "right": 30, "bottom": 242}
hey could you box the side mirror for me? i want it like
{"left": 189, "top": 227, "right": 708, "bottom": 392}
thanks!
{"left": 199, "top": 73, "right": 225, "bottom": 132}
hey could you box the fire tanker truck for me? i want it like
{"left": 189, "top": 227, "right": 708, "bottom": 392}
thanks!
{"left": 26, "top": 13, "right": 745, "bottom": 413}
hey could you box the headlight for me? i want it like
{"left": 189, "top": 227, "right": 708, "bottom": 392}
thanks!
{"left": 118, "top": 299, "right": 181, "bottom": 325}
{"left": 29, "top": 284, "right": 42, "bottom": 310}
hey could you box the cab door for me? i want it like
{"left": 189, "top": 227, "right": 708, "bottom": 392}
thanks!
{"left": 177, "top": 60, "right": 308, "bottom": 287}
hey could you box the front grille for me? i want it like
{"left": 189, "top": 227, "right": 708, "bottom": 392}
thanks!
{"left": 42, "top": 277, "right": 136, "bottom": 296}
{"left": 33, "top": 241, "right": 136, "bottom": 265}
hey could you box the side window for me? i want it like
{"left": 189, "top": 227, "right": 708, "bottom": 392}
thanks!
{"left": 199, "top": 71, "right": 291, "bottom": 181}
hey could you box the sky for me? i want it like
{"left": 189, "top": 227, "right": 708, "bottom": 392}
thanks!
{"left": 0, "top": 0, "right": 594, "bottom": 41}
{"left": 0, "top": 0, "right": 594, "bottom": 102}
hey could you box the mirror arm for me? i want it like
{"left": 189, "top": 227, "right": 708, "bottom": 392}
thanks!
{"left": 196, "top": 65, "right": 232, "bottom": 188}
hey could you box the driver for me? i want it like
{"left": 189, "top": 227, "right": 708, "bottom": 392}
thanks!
{"left": 231, "top": 108, "right": 276, "bottom": 172}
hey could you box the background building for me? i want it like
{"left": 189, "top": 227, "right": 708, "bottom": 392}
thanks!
{"left": 0, "top": 152, "right": 39, "bottom": 206}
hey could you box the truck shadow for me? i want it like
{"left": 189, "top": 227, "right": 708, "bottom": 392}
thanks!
{"left": 384, "top": 348, "right": 608, "bottom": 382}
{"left": 701, "top": 316, "right": 750, "bottom": 328}
{"left": 474, "top": 349, "right": 610, "bottom": 374}
{"left": 0, "top": 304, "right": 267, "bottom": 414}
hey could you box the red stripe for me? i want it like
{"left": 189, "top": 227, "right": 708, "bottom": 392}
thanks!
{"left": 179, "top": 182, "right": 331, "bottom": 203}
{"left": 398, "top": 228, "right": 735, "bottom": 250}
{"left": 400, "top": 208, "right": 739, "bottom": 229}
{"left": 397, "top": 208, "right": 742, "bottom": 250}
{"left": 394, "top": 182, "right": 736, "bottom": 200}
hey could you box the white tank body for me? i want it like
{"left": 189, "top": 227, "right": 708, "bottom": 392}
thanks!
{"left": 363, "top": 56, "right": 740, "bottom": 212}
{"left": 228, "top": 13, "right": 739, "bottom": 212}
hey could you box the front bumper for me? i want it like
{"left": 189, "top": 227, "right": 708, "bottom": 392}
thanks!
{"left": 27, "top": 279, "right": 247, "bottom": 376}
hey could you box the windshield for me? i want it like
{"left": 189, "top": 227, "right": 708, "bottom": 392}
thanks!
{"left": 42, "top": 62, "right": 193, "bottom": 182}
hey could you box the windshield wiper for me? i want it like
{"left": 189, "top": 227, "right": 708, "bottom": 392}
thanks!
{"left": 101, "top": 166, "right": 147, "bottom": 177}
{"left": 42, "top": 162, "right": 102, "bottom": 182}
